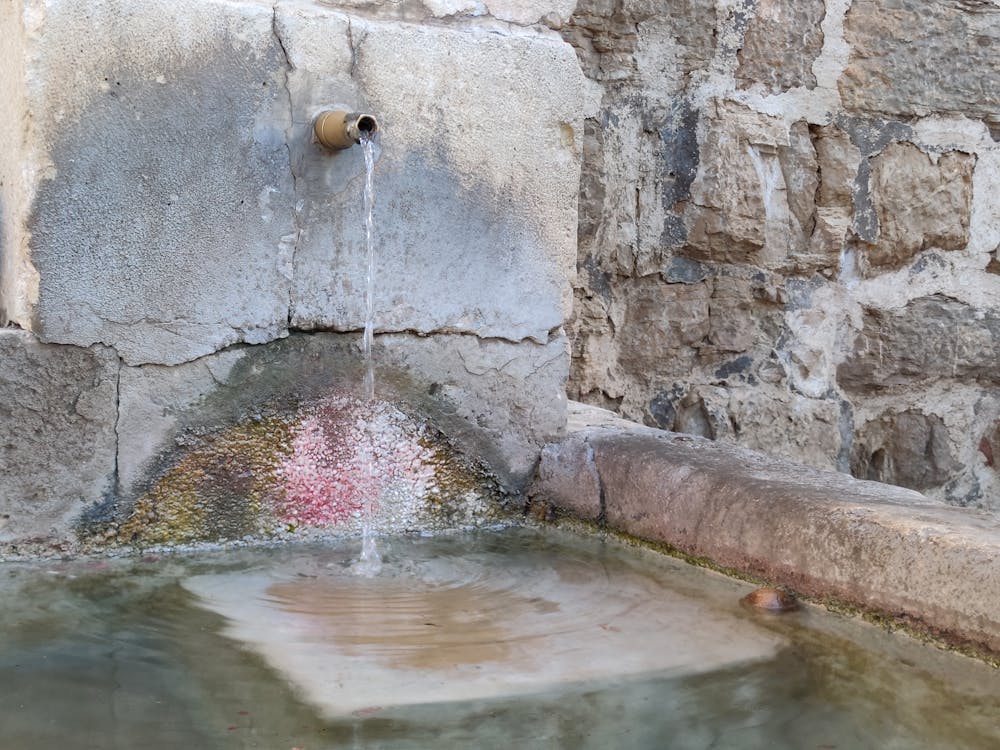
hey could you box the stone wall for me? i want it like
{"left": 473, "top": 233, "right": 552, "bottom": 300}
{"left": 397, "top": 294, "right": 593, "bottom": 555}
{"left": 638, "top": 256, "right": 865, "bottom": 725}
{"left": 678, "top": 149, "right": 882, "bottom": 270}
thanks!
{"left": 564, "top": 0, "right": 1000, "bottom": 510}
{"left": 0, "top": 0, "right": 584, "bottom": 551}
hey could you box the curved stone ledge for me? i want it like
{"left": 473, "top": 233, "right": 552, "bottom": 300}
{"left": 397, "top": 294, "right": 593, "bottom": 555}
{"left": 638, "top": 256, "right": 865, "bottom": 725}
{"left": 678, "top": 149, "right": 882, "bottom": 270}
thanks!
{"left": 530, "top": 402, "right": 1000, "bottom": 658}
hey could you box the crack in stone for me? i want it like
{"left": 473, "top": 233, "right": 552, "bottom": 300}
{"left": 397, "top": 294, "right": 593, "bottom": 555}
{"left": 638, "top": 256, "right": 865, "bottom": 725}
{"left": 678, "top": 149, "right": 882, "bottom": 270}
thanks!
{"left": 96, "top": 326, "right": 560, "bottom": 372}
{"left": 296, "top": 325, "right": 561, "bottom": 347}
{"left": 585, "top": 436, "right": 608, "bottom": 526}
{"left": 347, "top": 17, "right": 361, "bottom": 80}
{"left": 271, "top": 2, "right": 302, "bottom": 330}
{"left": 112, "top": 353, "right": 123, "bottom": 499}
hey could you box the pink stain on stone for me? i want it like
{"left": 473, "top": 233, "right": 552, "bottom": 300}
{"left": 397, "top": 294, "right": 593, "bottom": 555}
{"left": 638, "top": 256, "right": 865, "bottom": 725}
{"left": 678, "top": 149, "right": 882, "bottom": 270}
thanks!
{"left": 273, "top": 394, "right": 437, "bottom": 529}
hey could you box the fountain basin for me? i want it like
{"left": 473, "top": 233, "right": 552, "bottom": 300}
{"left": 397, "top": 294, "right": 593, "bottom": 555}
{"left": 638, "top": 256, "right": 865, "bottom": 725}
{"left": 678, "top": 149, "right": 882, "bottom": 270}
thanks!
{"left": 3, "top": 527, "right": 1000, "bottom": 749}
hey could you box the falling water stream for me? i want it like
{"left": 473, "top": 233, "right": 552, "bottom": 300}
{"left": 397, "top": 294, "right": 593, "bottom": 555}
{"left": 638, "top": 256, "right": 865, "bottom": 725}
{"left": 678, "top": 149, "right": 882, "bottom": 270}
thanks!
{"left": 361, "top": 135, "right": 377, "bottom": 405}
{"left": 352, "top": 134, "right": 382, "bottom": 577}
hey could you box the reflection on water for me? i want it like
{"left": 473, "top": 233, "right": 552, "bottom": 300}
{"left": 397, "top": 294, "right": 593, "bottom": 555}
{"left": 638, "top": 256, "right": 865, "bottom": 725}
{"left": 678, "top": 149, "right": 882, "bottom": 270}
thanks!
{"left": 1, "top": 528, "right": 999, "bottom": 749}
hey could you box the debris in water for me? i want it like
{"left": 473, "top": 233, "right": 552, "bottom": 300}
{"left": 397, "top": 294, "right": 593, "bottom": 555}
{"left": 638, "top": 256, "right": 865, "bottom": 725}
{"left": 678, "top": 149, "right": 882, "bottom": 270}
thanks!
{"left": 740, "top": 587, "right": 799, "bottom": 613}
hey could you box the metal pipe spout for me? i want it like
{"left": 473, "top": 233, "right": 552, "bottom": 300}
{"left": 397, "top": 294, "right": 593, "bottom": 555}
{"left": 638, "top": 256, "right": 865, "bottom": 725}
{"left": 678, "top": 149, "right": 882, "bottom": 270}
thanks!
{"left": 313, "top": 110, "right": 379, "bottom": 150}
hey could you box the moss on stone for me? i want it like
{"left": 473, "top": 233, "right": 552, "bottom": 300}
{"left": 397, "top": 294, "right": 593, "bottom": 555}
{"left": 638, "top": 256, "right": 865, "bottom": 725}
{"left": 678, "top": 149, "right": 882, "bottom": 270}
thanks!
{"left": 417, "top": 429, "right": 506, "bottom": 524}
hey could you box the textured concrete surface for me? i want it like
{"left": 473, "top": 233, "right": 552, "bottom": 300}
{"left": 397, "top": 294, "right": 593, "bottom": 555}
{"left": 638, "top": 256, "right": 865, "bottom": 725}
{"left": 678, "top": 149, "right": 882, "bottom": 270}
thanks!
{"left": 0, "top": 330, "right": 119, "bottom": 548}
{"left": 531, "top": 403, "right": 1000, "bottom": 656}
{"left": 2, "top": 0, "right": 585, "bottom": 361}
{"left": 18, "top": 0, "right": 296, "bottom": 365}
{"left": 116, "top": 331, "right": 567, "bottom": 502}
{"left": 0, "top": 0, "right": 583, "bottom": 547}
{"left": 286, "top": 11, "right": 585, "bottom": 342}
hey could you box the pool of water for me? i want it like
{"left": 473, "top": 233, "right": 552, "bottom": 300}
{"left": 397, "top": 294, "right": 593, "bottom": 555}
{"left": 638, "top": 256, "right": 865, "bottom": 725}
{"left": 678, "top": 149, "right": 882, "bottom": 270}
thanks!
{"left": 1, "top": 527, "right": 998, "bottom": 749}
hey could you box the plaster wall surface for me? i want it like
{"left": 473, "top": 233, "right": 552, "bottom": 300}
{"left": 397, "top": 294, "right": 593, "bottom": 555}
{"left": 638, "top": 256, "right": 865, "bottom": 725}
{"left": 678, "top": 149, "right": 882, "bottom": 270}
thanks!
{"left": 564, "top": 0, "right": 1000, "bottom": 511}
{"left": 0, "top": 0, "right": 34, "bottom": 326}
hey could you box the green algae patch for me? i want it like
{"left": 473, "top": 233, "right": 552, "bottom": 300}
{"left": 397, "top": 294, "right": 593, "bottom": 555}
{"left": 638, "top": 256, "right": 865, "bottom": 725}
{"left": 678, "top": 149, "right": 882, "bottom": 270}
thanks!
{"left": 417, "top": 430, "right": 508, "bottom": 526}
{"left": 116, "top": 416, "right": 295, "bottom": 545}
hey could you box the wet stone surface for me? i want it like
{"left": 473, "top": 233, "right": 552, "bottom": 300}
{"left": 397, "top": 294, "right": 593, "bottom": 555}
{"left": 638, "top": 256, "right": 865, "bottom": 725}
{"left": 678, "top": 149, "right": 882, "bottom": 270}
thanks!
{"left": 88, "top": 392, "right": 505, "bottom": 548}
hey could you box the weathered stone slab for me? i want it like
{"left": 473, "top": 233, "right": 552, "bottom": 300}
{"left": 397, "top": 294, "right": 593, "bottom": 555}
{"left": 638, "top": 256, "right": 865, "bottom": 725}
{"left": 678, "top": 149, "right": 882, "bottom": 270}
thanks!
{"left": 684, "top": 102, "right": 819, "bottom": 270}
{"left": 0, "top": 330, "right": 118, "bottom": 548}
{"left": 530, "top": 403, "right": 1000, "bottom": 656}
{"left": 105, "top": 331, "right": 566, "bottom": 545}
{"left": 838, "top": 296, "right": 1000, "bottom": 392}
{"left": 866, "top": 143, "right": 974, "bottom": 269}
{"left": 736, "top": 0, "right": 826, "bottom": 93}
{"left": 840, "top": 0, "right": 1000, "bottom": 124}
{"left": 529, "top": 432, "right": 602, "bottom": 520}
{"left": 287, "top": 13, "right": 585, "bottom": 343}
{"left": 183, "top": 533, "right": 784, "bottom": 718}
{"left": 6, "top": 0, "right": 296, "bottom": 365}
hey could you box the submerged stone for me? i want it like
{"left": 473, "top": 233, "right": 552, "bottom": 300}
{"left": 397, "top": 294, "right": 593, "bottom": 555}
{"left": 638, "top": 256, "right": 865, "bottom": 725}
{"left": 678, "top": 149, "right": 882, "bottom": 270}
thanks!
{"left": 183, "top": 536, "right": 785, "bottom": 718}
{"left": 741, "top": 587, "right": 800, "bottom": 613}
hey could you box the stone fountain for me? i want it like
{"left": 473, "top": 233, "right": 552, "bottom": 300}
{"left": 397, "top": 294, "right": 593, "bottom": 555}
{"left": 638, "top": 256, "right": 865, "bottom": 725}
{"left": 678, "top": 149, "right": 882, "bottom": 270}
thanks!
{"left": 0, "top": 0, "right": 585, "bottom": 551}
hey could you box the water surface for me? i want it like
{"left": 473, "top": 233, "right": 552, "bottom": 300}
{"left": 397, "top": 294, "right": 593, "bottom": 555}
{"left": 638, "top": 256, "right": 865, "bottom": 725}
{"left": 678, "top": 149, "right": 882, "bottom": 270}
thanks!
{"left": 1, "top": 528, "right": 998, "bottom": 749}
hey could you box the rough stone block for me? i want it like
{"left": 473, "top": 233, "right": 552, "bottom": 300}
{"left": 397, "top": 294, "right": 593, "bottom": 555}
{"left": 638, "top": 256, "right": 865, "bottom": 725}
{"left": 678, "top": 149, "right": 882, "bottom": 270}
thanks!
{"left": 684, "top": 102, "right": 818, "bottom": 269}
{"left": 563, "top": 0, "right": 713, "bottom": 278}
{"left": 2, "top": 0, "right": 296, "bottom": 365}
{"left": 707, "top": 275, "right": 755, "bottom": 353}
{"left": 0, "top": 330, "right": 118, "bottom": 547}
{"left": 727, "top": 388, "right": 842, "bottom": 471}
{"left": 812, "top": 124, "right": 861, "bottom": 209}
{"left": 617, "top": 275, "right": 710, "bottom": 376}
{"left": 866, "top": 143, "right": 974, "bottom": 269}
{"left": 852, "top": 410, "right": 960, "bottom": 493}
{"left": 840, "top": 0, "right": 1000, "bottom": 125}
{"left": 838, "top": 296, "right": 1000, "bottom": 392}
{"left": 808, "top": 123, "right": 858, "bottom": 258}
{"left": 736, "top": 0, "right": 826, "bottom": 93}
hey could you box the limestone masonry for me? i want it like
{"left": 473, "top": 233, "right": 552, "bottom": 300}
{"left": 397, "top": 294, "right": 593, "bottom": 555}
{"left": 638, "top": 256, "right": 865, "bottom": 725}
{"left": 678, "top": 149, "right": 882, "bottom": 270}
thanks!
{"left": 564, "top": 0, "right": 1000, "bottom": 510}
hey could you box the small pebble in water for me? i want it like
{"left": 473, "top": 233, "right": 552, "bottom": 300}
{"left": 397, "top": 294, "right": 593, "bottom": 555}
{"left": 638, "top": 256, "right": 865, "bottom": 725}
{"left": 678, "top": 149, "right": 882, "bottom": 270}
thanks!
{"left": 740, "top": 587, "right": 799, "bottom": 613}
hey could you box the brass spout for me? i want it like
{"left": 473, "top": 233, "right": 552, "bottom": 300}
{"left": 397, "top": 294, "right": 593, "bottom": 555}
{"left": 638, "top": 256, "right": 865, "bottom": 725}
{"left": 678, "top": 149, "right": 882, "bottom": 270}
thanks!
{"left": 313, "top": 110, "right": 379, "bottom": 150}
